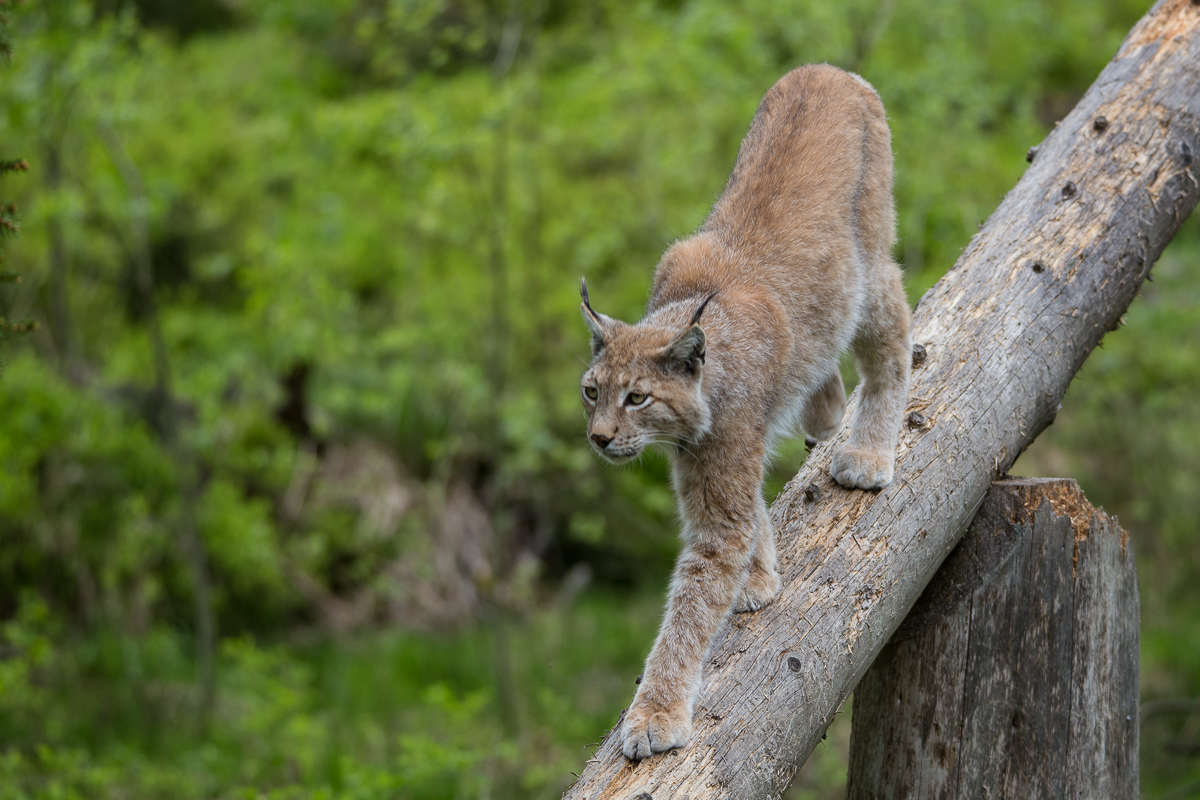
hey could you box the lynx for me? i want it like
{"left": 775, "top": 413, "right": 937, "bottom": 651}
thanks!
{"left": 579, "top": 65, "right": 911, "bottom": 760}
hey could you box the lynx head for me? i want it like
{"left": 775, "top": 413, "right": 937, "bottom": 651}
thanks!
{"left": 579, "top": 279, "right": 715, "bottom": 463}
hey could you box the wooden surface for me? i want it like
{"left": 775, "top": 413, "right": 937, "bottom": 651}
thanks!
{"left": 847, "top": 479, "right": 1138, "bottom": 799}
{"left": 563, "top": 2, "right": 1198, "bottom": 798}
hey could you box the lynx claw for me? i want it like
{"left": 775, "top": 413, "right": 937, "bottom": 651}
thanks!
{"left": 733, "top": 566, "right": 780, "bottom": 613}
{"left": 831, "top": 445, "right": 894, "bottom": 490}
{"left": 621, "top": 702, "right": 692, "bottom": 761}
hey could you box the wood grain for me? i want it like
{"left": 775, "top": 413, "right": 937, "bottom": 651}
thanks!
{"left": 847, "top": 479, "right": 1138, "bottom": 799}
{"left": 564, "top": 1, "right": 1196, "bottom": 797}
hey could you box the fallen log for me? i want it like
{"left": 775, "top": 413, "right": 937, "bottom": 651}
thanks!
{"left": 563, "top": 1, "right": 1200, "bottom": 797}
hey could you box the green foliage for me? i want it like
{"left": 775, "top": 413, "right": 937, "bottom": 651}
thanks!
{"left": 0, "top": 0, "right": 31, "bottom": 355}
{"left": 0, "top": 590, "right": 662, "bottom": 799}
{"left": 0, "top": 0, "right": 1197, "bottom": 796}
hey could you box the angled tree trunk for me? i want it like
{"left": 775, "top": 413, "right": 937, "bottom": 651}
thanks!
{"left": 564, "top": 1, "right": 1200, "bottom": 797}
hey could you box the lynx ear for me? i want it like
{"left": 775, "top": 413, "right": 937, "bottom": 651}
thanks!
{"left": 663, "top": 292, "right": 716, "bottom": 374}
{"left": 580, "top": 277, "right": 615, "bottom": 356}
{"left": 665, "top": 325, "right": 706, "bottom": 374}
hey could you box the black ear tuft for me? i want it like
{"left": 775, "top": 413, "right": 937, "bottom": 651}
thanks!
{"left": 689, "top": 291, "right": 718, "bottom": 327}
{"left": 580, "top": 277, "right": 613, "bottom": 356}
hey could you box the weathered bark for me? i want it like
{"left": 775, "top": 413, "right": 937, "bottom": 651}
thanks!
{"left": 564, "top": 2, "right": 1198, "bottom": 797}
{"left": 847, "top": 479, "right": 1138, "bottom": 799}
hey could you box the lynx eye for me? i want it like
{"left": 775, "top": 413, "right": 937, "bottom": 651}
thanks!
{"left": 583, "top": 385, "right": 599, "bottom": 401}
{"left": 625, "top": 391, "right": 648, "bottom": 406}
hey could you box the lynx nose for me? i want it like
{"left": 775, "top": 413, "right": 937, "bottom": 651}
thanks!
{"left": 590, "top": 433, "right": 613, "bottom": 449}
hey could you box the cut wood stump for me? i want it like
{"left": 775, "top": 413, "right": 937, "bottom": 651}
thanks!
{"left": 564, "top": 1, "right": 1198, "bottom": 797}
{"left": 847, "top": 478, "right": 1138, "bottom": 799}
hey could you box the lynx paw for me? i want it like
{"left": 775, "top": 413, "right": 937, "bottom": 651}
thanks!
{"left": 733, "top": 565, "right": 780, "bottom": 613}
{"left": 831, "top": 446, "right": 894, "bottom": 490}
{"left": 621, "top": 701, "right": 692, "bottom": 761}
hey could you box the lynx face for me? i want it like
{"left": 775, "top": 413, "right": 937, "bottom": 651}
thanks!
{"left": 580, "top": 286, "right": 714, "bottom": 464}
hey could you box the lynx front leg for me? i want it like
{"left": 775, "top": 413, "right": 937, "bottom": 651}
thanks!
{"left": 621, "top": 534, "right": 751, "bottom": 760}
{"left": 732, "top": 499, "right": 779, "bottom": 613}
{"left": 832, "top": 263, "right": 911, "bottom": 489}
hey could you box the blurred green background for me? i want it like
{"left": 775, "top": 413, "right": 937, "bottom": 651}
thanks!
{"left": 0, "top": 0, "right": 1198, "bottom": 797}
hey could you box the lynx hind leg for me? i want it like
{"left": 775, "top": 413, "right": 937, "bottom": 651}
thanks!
{"left": 800, "top": 370, "right": 847, "bottom": 442}
{"left": 832, "top": 262, "right": 911, "bottom": 490}
{"left": 733, "top": 507, "right": 780, "bottom": 613}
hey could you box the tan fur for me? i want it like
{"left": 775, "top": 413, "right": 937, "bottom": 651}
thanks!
{"left": 579, "top": 65, "right": 911, "bottom": 761}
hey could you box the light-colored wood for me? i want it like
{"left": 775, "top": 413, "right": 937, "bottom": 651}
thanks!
{"left": 847, "top": 479, "right": 1138, "bottom": 799}
{"left": 563, "top": 2, "right": 1199, "bottom": 797}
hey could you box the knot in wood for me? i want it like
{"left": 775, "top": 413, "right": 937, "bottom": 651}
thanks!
{"left": 1061, "top": 181, "right": 1078, "bottom": 200}
{"left": 911, "top": 342, "right": 928, "bottom": 366}
{"left": 906, "top": 411, "right": 927, "bottom": 429}
{"left": 631, "top": 794, "right": 653, "bottom": 800}
{"left": 803, "top": 483, "right": 823, "bottom": 504}
{"left": 1025, "top": 145, "right": 1038, "bottom": 163}
{"left": 1092, "top": 116, "right": 1108, "bottom": 133}
{"left": 1029, "top": 259, "right": 1045, "bottom": 273}
{"left": 787, "top": 656, "right": 802, "bottom": 672}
